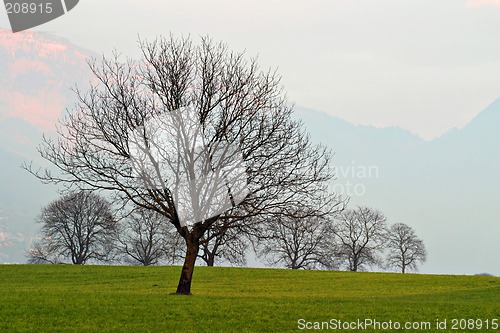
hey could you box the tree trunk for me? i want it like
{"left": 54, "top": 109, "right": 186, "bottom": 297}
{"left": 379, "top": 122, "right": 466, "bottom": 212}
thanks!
{"left": 351, "top": 258, "right": 358, "bottom": 272}
{"left": 199, "top": 242, "right": 215, "bottom": 266}
{"left": 176, "top": 234, "right": 200, "bottom": 295}
{"left": 206, "top": 253, "right": 215, "bottom": 267}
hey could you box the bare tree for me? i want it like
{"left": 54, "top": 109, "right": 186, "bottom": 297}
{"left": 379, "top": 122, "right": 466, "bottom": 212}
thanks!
{"left": 27, "top": 241, "right": 63, "bottom": 264}
{"left": 25, "top": 35, "right": 339, "bottom": 294}
{"left": 27, "top": 192, "right": 117, "bottom": 265}
{"left": 385, "top": 223, "right": 427, "bottom": 273}
{"left": 117, "top": 209, "right": 182, "bottom": 266}
{"left": 325, "top": 206, "right": 387, "bottom": 272}
{"left": 256, "top": 214, "right": 333, "bottom": 270}
{"left": 198, "top": 219, "right": 249, "bottom": 266}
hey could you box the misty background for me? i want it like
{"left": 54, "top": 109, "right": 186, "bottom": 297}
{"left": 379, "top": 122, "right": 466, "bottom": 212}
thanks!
{"left": 0, "top": 0, "right": 499, "bottom": 275}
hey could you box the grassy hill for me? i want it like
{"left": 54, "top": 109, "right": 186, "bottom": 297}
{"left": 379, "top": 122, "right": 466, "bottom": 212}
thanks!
{"left": 0, "top": 265, "right": 498, "bottom": 332}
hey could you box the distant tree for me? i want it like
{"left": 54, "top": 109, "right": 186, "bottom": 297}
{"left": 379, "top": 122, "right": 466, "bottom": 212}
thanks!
{"left": 198, "top": 218, "right": 249, "bottom": 267}
{"left": 27, "top": 240, "right": 64, "bottom": 264}
{"left": 28, "top": 192, "right": 117, "bottom": 265}
{"left": 256, "top": 214, "right": 335, "bottom": 270}
{"left": 117, "top": 209, "right": 183, "bottom": 266}
{"left": 25, "top": 35, "right": 339, "bottom": 294}
{"left": 325, "top": 206, "right": 387, "bottom": 272}
{"left": 385, "top": 223, "right": 427, "bottom": 273}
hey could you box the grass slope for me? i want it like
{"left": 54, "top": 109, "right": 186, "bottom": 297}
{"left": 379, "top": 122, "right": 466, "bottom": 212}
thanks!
{"left": 0, "top": 265, "right": 498, "bottom": 332}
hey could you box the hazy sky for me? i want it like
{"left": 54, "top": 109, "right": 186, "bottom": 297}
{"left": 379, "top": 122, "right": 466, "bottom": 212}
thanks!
{"left": 1, "top": 0, "right": 500, "bottom": 139}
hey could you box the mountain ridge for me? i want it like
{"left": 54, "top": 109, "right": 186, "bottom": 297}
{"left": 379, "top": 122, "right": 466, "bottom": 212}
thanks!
{"left": 0, "top": 29, "right": 95, "bottom": 132}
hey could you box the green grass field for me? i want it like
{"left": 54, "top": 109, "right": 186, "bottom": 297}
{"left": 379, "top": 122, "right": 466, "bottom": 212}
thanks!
{"left": 0, "top": 265, "right": 498, "bottom": 332}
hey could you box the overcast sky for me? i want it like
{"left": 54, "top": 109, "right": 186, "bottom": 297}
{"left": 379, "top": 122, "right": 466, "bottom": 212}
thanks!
{"left": 1, "top": 0, "right": 500, "bottom": 139}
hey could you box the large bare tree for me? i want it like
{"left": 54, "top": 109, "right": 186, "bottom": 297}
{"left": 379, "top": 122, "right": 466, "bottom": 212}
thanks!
{"left": 325, "top": 206, "right": 387, "bottom": 272}
{"left": 385, "top": 223, "right": 427, "bottom": 273}
{"left": 28, "top": 191, "right": 117, "bottom": 265}
{"left": 25, "top": 35, "right": 338, "bottom": 294}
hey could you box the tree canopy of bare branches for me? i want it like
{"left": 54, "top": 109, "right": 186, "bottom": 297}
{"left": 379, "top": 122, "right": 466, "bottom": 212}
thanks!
{"left": 198, "top": 217, "right": 250, "bottom": 267}
{"left": 256, "top": 215, "right": 333, "bottom": 270}
{"left": 25, "top": 35, "right": 339, "bottom": 294}
{"left": 117, "top": 209, "right": 183, "bottom": 266}
{"left": 325, "top": 206, "right": 387, "bottom": 272}
{"left": 385, "top": 223, "right": 427, "bottom": 273}
{"left": 28, "top": 191, "right": 117, "bottom": 265}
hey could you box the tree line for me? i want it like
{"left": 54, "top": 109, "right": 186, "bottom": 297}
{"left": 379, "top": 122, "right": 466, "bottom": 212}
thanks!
{"left": 24, "top": 34, "right": 424, "bottom": 294}
{"left": 28, "top": 191, "right": 426, "bottom": 274}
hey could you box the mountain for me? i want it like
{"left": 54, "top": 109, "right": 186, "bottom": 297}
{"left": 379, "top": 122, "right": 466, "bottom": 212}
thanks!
{"left": 295, "top": 100, "right": 500, "bottom": 276}
{"left": 0, "top": 29, "right": 95, "bottom": 153}
{"left": 0, "top": 29, "right": 95, "bottom": 263}
{"left": 439, "top": 98, "right": 500, "bottom": 144}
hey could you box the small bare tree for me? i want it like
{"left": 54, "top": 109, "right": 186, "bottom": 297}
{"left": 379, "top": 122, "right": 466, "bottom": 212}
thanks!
{"left": 117, "top": 209, "right": 183, "bottom": 266}
{"left": 385, "top": 223, "right": 427, "bottom": 273}
{"left": 198, "top": 219, "right": 249, "bottom": 266}
{"left": 28, "top": 191, "right": 117, "bottom": 265}
{"left": 256, "top": 214, "right": 333, "bottom": 269}
{"left": 325, "top": 206, "right": 387, "bottom": 272}
{"left": 27, "top": 241, "right": 64, "bottom": 264}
